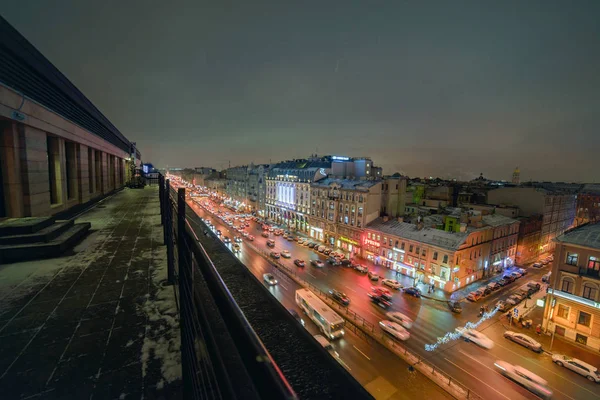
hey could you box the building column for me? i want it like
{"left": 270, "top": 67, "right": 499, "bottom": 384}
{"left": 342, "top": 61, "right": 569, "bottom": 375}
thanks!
{"left": 20, "top": 126, "right": 52, "bottom": 216}
{"left": 0, "top": 121, "right": 24, "bottom": 217}
{"left": 79, "top": 144, "right": 91, "bottom": 203}
{"left": 101, "top": 152, "right": 109, "bottom": 194}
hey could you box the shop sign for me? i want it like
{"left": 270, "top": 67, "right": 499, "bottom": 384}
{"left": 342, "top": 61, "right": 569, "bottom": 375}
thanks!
{"left": 364, "top": 238, "right": 380, "bottom": 247}
{"left": 340, "top": 236, "right": 359, "bottom": 246}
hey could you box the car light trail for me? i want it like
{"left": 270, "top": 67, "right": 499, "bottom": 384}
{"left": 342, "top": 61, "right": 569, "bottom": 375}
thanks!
{"left": 425, "top": 307, "right": 499, "bottom": 351}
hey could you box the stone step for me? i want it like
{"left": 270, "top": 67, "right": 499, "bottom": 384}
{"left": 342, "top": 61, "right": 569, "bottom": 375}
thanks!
{"left": 0, "top": 217, "right": 55, "bottom": 236}
{"left": 0, "top": 222, "right": 91, "bottom": 264}
{"left": 0, "top": 220, "right": 74, "bottom": 245}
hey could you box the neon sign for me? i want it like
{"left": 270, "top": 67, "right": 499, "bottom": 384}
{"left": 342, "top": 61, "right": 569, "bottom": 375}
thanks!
{"left": 340, "top": 236, "right": 359, "bottom": 246}
{"left": 364, "top": 238, "right": 380, "bottom": 247}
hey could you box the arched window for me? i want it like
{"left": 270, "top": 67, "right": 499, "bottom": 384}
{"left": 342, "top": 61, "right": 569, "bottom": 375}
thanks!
{"left": 582, "top": 282, "right": 598, "bottom": 301}
{"left": 561, "top": 277, "right": 575, "bottom": 294}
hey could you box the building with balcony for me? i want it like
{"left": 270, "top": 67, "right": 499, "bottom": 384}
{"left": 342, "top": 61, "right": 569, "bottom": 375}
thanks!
{"left": 482, "top": 214, "right": 520, "bottom": 271}
{"left": 488, "top": 185, "right": 578, "bottom": 262}
{"left": 576, "top": 184, "right": 600, "bottom": 226}
{"left": 247, "top": 163, "right": 269, "bottom": 215}
{"left": 225, "top": 165, "right": 250, "bottom": 210}
{"left": 543, "top": 222, "right": 600, "bottom": 351}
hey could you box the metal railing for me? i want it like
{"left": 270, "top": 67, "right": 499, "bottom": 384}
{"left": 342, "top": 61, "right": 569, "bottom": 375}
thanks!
{"left": 158, "top": 175, "right": 296, "bottom": 400}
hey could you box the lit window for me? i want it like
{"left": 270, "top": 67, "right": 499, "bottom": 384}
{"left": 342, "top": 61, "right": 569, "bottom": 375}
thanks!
{"left": 588, "top": 256, "right": 600, "bottom": 271}
{"left": 566, "top": 252, "right": 578, "bottom": 266}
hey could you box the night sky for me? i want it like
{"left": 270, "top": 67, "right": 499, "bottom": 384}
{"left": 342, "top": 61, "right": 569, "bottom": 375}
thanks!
{"left": 3, "top": 1, "right": 599, "bottom": 182}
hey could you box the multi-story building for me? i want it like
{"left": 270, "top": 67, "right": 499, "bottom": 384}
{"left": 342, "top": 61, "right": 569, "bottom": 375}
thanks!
{"left": 309, "top": 178, "right": 382, "bottom": 257}
{"left": 482, "top": 214, "right": 520, "bottom": 272}
{"left": 543, "top": 222, "right": 600, "bottom": 351}
{"left": 488, "top": 185, "right": 578, "bottom": 262}
{"left": 576, "top": 184, "right": 600, "bottom": 226}
{"left": 247, "top": 164, "right": 269, "bottom": 216}
{"left": 362, "top": 218, "right": 493, "bottom": 292}
{"left": 225, "top": 166, "right": 249, "bottom": 210}
{"left": 266, "top": 156, "right": 331, "bottom": 233}
{"left": 515, "top": 214, "right": 544, "bottom": 265}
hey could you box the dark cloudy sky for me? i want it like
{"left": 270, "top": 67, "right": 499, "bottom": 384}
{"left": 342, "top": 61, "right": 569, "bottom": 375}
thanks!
{"left": 3, "top": 1, "right": 599, "bottom": 182}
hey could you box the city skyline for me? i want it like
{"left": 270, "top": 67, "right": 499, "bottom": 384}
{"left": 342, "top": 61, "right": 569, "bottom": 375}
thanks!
{"left": 3, "top": 1, "right": 599, "bottom": 182}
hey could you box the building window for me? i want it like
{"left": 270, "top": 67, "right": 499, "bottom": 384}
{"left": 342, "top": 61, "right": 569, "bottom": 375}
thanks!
{"left": 557, "top": 304, "right": 569, "bottom": 319}
{"left": 409, "top": 245, "right": 413, "bottom": 253}
{"left": 433, "top": 252, "right": 438, "bottom": 260}
{"left": 578, "top": 311, "right": 592, "bottom": 327}
{"left": 561, "top": 278, "right": 575, "bottom": 293}
{"left": 443, "top": 255, "right": 448, "bottom": 264}
{"left": 566, "top": 252, "right": 578, "bottom": 266}
{"left": 582, "top": 284, "right": 598, "bottom": 301}
{"left": 383, "top": 237, "right": 387, "bottom": 245}
{"left": 416, "top": 247, "right": 420, "bottom": 255}
{"left": 368, "top": 232, "right": 371, "bottom": 239}
{"left": 588, "top": 256, "right": 600, "bottom": 271}
{"left": 422, "top": 249, "right": 426, "bottom": 257}
{"left": 377, "top": 235, "right": 380, "bottom": 241}
{"left": 401, "top": 242, "right": 405, "bottom": 251}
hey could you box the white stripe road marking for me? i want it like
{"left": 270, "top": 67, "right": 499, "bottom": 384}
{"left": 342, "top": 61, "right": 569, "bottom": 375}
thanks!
{"left": 345, "top": 286, "right": 356, "bottom": 293}
{"left": 443, "top": 358, "right": 511, "bottom": 400}
{"left": 353, "top": 345, "right": 371, "bottom": 361}
{"left": 279, "top": 284, "right": 288, "bottom": 291}
{"left": 307, "top": 272, "right": 317, "bottom": 278}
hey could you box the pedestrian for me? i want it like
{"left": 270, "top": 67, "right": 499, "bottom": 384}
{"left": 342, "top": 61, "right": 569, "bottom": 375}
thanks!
{"left": 536, "top": 324, "right": 541, "bottom": 335}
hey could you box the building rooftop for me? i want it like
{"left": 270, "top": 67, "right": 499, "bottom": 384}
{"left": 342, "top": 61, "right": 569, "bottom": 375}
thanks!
{"left": 580, "top": 184, "right": 600, "bottom": 195}
{"left": 366, "top": 218, "right": 470, "bottom": 251}
{"left": 481, "top": 214, "right": 520, "bottom": 227}
{"left": 311, "top": 178, "right": 381, "bottom": 191}
{"left": 556, "top": 222, "right": 600, "bottom": 249}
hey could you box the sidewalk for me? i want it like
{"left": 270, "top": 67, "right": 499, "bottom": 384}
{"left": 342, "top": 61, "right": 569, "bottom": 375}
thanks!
{"left": 0, "top": 187, "right": 181, "bottom": 399}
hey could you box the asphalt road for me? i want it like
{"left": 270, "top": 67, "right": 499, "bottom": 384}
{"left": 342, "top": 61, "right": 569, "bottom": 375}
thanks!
{"left": 182, "top": 189, "right": 600, "bottom": 400}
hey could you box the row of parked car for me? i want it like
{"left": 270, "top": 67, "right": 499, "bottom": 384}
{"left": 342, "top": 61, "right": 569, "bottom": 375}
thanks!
{"left": 466, "top": 267, "right": 528, "bottom": 302}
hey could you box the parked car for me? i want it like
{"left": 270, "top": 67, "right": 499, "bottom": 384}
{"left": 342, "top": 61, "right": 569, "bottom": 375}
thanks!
{"left": 552, "top": 354, "right": 600, "bottom": 382}
{"left": 494, "top": 361, "right": 553, "bottom": 399}
{"left": 504, "top": 331, "right": 543, "bottom": 352}
{"left": 527, "top": 281, "right": 541, "bottom": 291}
{"left": 311, "top": 259, "right": 324, "bottom": 268}
{"left": 448, "top": 300, "right": 463, "bottom": 313}
{"left": 533, "top": 262, "right": 543, "bottom": 268}
{"left": 323, "top": 249, "right": 331, "bottom": 255}
{"left": 287, "top": 236, "right": 294, "bottom": 241}
{"left": 382, "top": 279, "right": 403, "bottom": 290}
{"left": 368, "top": 271, "right": 380, "bottom": 281}
{"left": 327, "top": 257, "right": 341, "bottom": 266}
{"left": 386, "top": 311, "right": 413, "bottom": 329}
{"left": 458, "top": 328, "right": 494, "bottom": 349}
{"left": 498, "top": 277, "right": 511, "bottom": 286}
{"left": 354, "top": 264, "right": 368, "bottom": 273}
{"left": 308, "top": 242, "right": 316, "bottom": 248}
{"left": 281, "top": 250, "right": 291, "bottom": 258}
{"left": 379, "top": 320, "right": 410, "bottom": 341}
{"left": 542, "top": 272, "right": 552, "bottom": 283}
{"left": 329, "top": 289, "right": 350, "bottom": 306}
{"left": 510, "top": 271, "right": 522, "bottom": 279}
{"left": 371, "top": 287, "right": 393, "bottom": 300}
{"left": 403, "top": 287, "right": 421, "bottom": 298}
{"left": 506, "top": 294, "right": 521, "bottom": 306}
{"left": 495, "top": 300, "right": 508, "bottom": 311}
{"left": 517, "top": 268, "right": 527, "bottom": 275}
{"left": 467, "top": 291, "right": 483, "bottom": 302}
{"left": 297, "top": 238, "right": 305, "bottom": 244}
{"left": 369, "top": 293, "right": 392, "bottom": 308}
{"left": 340, "top": 259, "right": 352, "bottom": 266}
{"left": 263, "top": 273, "right": 278, "bottom": 286}
{"left": 269, "top": 251, "right": 281, "bottom": 259}
{"left": 487, "top": 282, "right": 500, "bottom": 291}
{"left": 503, "top": 274, "right": 516, "bottom": 283}
{"left": 294, "top": 259, "right": 305, "bottom": 267}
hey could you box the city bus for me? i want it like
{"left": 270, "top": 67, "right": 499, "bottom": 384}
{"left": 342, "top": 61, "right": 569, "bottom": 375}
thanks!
{"left": 295, "top": 288, "right": 345, "bottom": 339}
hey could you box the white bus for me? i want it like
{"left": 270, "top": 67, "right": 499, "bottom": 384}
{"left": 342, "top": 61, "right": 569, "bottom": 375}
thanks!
{"left": 295, "top": 288, "right": 345, "bottom": 339}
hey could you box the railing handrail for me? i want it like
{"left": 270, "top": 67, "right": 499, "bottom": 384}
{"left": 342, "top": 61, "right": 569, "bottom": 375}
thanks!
{"left": 183, "top": 216, "right": 297, "bottom": 400}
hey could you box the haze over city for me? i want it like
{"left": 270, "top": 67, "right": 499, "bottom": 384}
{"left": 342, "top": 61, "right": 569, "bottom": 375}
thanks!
{"left": 3, "top": 0, "right": 600, "bottom": 182}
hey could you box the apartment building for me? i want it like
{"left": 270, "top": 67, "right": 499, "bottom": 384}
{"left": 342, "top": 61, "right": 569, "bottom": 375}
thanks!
{"left": 543, "top": 223, "right": 600, "bottom": 351}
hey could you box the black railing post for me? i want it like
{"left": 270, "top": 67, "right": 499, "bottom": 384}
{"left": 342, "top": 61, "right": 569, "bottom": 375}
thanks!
{"left": 159, "top": 174, "right": 164, "bottom": 226}
{"left": 166, "top": 180, "right": 175, "bottom": 285}
{"left": 163, "top": 179, "right": 170, "bottom": 246}
{"left": 177, "top": 187, "right": 193, "bottom": 397}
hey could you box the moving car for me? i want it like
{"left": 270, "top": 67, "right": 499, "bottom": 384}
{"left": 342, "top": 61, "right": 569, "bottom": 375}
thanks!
{"left": 542, "top": 272, "right": 552, "bottom": 283}
{"left": 368, "top": 293, "right": 392, "bottom": 309}
{"left": 354, "top": 264, "right": 368, "bottom": 273}
{"left": 371, "top": 287, "right": 392, "bottom": 300}
{"left": 503, "top": 331, "right": 543, "bottom": 352}
{"left": 216, "top": 229, "right": 222, "bottom": 236}
{"left": 327, "top": 257, "right": 341, "bottom": 266}
{"left": 234, "top": 236, "right": 242, "bottom": 243}
{"left": 329, "top": 289, "right": 350, "bottom": 306}
{"left": 340, "top": 259, "right": 352, "bottom": 266}
{"left": 294, "top": 259, "right": 305, "bottom": 267}
{"left": 223, "top": 236, "right": 231, "bottom": 244}
{"left": 368, "top": 271, "right": 380, "bottom": 281}
{"left": 314, "top": 335, "right": 340, "bottom": 359}
{"left": 386, "top": 312, "right": 413, "bottom": 329}
{"left": 269, "top": 251, "right": 281, "bottom": 259}
{"left": 379, "top": 320, "right": 410, "bottom": 341}
{"left": 458, "top": 328, "right": 494, "bottom": 349}
{"left": 552, "top": 354, "right": 600, "bottom": 382}
{"left": 281, "top": 250, "right": 291, "bottom": 258}
{"left": 261, "top": 232, "right": 269, "bottom": 238}
{"left": 382, "top": 279, "right": 403, "bottom": 290}
{"left": 448, "top": 300, "right": 462, "bottom": 313}
{"left": 247, "top": 235, "right": 255, "bottom": 241}
{"left": 267, "top": 239, "right": 275, "bottom": 248}
{"left": 289, "top": 309, "right": 304, "bottom": 326}
{"left": 403, "top": 287, "right": 421, "bottom": 298}
{"left": 494, "top": 361, "right": 552, "bottom": 399}
{"left": 495, "top": 300, "right": 508, "bottom": 311}
{"left": 232, "top": 243, "right": 240, "bottom": 253}
{"left": 263, "top": 273, "right": 278, "bottom": 286}
{"left": 311, "top": 259, "right": 324, "bottom": 268}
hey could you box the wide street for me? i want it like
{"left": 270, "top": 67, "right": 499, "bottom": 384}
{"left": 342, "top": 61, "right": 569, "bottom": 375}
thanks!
{"left": 182, "top": 185, "right": 600, "bottom": 400}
